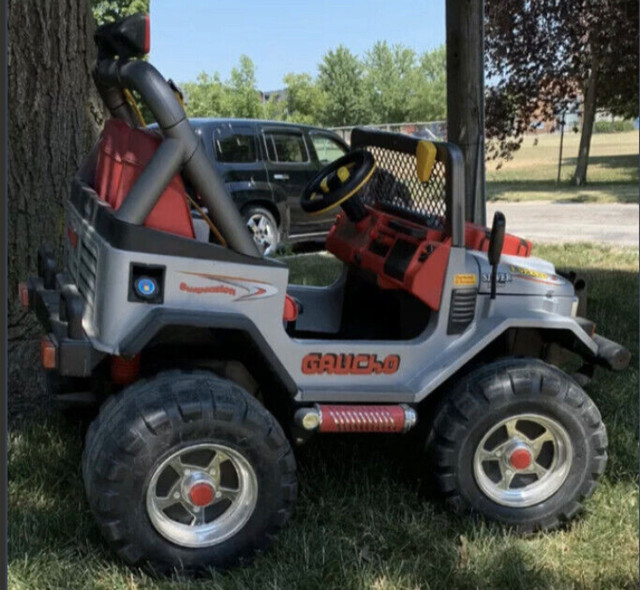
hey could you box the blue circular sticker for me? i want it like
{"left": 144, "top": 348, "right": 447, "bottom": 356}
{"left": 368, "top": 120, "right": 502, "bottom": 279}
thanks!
{"left": 135, "top": 277, "right": 158, "bottom": 298}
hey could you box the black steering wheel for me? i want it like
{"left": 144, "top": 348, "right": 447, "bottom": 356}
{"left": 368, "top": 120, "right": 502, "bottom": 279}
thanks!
{"left": 301, "top": 149, "right": 376, "bottom": 217}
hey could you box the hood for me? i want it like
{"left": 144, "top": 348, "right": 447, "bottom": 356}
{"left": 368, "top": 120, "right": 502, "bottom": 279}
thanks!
{"left": 471, "top": 252, "right": 575, "bottom": 298}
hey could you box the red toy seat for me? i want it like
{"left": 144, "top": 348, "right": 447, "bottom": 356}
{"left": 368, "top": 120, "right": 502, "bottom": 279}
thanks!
{"left": 95, "top": 119, "right": 195, "bottom": 238}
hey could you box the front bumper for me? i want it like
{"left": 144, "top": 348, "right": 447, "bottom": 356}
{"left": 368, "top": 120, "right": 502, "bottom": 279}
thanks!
{"left": 23, "top": 253, "right": 104, "bottom": 377}
{"left": 591, "top": 332, "right": 631, "bottom": 371}
{"left": 575, "top": 317, "right": 630, "bottom": 372}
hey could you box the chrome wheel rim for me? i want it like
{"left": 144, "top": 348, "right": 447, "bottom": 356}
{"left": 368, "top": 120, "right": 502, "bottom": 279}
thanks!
{"left": 246, "top": 213, "right": 277, "bottom": 255}
{"left": 146, "top": 443, "right": 258, "bottom": 548}
{"left": 473, "top": 413, "right": 573, "bottom": 508}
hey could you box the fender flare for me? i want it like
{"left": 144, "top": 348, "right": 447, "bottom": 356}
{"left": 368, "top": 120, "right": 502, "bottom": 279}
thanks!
{"left": 118, "top": 308, "right": 298, "bottom": 395}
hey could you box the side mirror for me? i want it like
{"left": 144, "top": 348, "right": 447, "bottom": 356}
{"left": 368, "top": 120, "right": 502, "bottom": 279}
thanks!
{"left": 488, "top": 211, "right": 506, "bottom": 267}
{"left": 488, "top": 211, "right": 506, "bottom": 299}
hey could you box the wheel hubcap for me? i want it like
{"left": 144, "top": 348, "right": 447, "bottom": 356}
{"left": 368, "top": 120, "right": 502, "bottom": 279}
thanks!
{"left": 246, "top": 214, "right": 276, "bottom": 255}
{"left": 473, "top": 413, "right": 573, "bottom": 508}
{"left": 187, "top": 480, "right": 215, "bottom": 507}
{"left": 509, "top": 447, "right": 532, "bottom": 470}
{"left": 146, "top": 443, "right": 258, "bottom": 548}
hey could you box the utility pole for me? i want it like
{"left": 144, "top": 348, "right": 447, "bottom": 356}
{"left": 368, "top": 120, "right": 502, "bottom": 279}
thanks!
{"left": 446, "top": 0, "right": 486, "bottom": 225}
{"left": 556, "top": 111, "right": 566, "bottom": 184}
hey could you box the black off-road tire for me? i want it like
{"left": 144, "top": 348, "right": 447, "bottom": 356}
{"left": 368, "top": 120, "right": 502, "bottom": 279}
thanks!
{"left": 82, "top": 370, "right": 297, "bottom": 573}
{"left": 427, "top": 358, "right": 607, "bottom": 532}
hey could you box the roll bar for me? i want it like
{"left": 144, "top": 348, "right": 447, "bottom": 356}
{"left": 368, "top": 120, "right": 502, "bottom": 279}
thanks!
{"left": 93, "top": 56, "right": 260, "bottom": 257}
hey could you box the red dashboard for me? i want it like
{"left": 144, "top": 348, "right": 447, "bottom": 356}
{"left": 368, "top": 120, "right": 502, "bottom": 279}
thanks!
{"left": 326, "top": 208, "right": 532, "bottom": 311}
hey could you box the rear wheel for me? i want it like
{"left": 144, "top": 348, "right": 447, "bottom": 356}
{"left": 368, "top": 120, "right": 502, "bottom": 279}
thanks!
{"left": 243, "top": 206, "right": 279, "bottom": 256}
{"left": 83, "top": 370, "right": 297, "bottom": 572}
{"left": 427, "top": 358, "right": 607, "bottom": 531}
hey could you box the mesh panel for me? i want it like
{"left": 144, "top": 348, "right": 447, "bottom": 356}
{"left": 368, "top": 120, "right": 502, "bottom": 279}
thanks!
{"left": 358, "top": 145, "right": 447, "bottom": 230}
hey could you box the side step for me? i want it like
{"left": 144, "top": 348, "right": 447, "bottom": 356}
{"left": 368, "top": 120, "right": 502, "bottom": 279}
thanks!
{"left": 294, "top": 404, "right": 417, "bottom": 433}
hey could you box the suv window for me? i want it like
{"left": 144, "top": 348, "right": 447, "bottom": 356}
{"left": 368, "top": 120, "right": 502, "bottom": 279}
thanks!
{"left": 310, "top": 134, "right": 347, "bottom": 164}
{"left": 213, "top": 127, "right": 257, "bottom": 163}
{"left": 264, "top": 132, "right": 309, "bottom": 163}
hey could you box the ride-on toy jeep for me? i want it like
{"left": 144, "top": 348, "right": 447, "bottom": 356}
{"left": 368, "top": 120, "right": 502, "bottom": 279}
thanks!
{"left": 21, "top": 14, "right": 630, "bottom": 573}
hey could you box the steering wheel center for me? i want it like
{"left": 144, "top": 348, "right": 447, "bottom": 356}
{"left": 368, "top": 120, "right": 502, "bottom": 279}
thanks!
{"left": 301, "top": 149, "right": 376, "bottom": 222}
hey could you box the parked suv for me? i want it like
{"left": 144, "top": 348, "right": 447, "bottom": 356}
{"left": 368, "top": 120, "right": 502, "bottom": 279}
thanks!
{"left": 189, "top": 118, "right": 349, "bottom": 254}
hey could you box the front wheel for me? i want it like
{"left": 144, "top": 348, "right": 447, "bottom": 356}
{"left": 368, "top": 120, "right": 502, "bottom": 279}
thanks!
{"left": 82, "top": 370, "right": 297, "bottom": 572}
{"left": 243, "top": 206, "right": 280, "bottom": 256}
{"left": 427, "top": 358, "right": 607, "bottom": 532}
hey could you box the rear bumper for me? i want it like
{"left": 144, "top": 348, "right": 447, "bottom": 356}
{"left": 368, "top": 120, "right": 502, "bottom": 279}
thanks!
{"left": 24, "top": 259, "right": 104, "bottom": 377}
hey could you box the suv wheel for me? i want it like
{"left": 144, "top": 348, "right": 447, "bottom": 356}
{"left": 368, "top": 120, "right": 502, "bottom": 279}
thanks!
{"left": 243, "top": 206, "right": 279, "bottom": 256}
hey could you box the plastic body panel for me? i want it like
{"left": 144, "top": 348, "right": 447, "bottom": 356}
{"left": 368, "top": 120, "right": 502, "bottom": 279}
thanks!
{"left": 63, "top": 184, "right": 596, "bottom": 405}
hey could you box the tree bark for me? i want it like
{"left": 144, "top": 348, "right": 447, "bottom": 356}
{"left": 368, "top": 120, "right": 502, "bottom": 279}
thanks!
{"left": 572, "top": 53, "right": 599, "bottom": 186}
{"left": 8, "top": 0, "right": 103, "bottom": 335}
{"left": 446, "top": 0, "right": 486, "bottom": 225}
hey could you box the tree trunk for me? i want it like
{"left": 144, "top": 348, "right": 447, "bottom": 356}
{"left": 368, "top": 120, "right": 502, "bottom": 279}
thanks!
{"left": 446, "top": 0, "right": 486, "bottom": 225}
{"left": 8, "top": 0, "right": 103, "bottom": 336}
{"left": 572, "top": 54, "right": 599, "bottom": 186}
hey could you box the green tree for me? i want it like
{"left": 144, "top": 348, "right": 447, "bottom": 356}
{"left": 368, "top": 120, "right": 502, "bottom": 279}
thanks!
{"left": 362, "top": 42, "right": 417, "bottom": 123}
{"left": 281, "top": 73, "right": 327, "bottom": 125}
{"left": 91, "top": 0, "right": 148, "bottom": 23}
{"left": 183, "top": 72, "right": 230, "bottom": 118}
{"left": 407, "top": 45, "right": 446, "bottom": 122}
{"left": 317, "top": 45, "right": 367, "bottom": 126}
{"left": 262, "top": 94, "right": 288, "bottom": 121}
{"left": 226, "top": 55, "right": 262, "bottom": 118}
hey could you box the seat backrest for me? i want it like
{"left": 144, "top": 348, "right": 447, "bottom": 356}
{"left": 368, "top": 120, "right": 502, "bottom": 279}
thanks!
{"left": 95, "top": 119, "right": 195, "bottom": 238}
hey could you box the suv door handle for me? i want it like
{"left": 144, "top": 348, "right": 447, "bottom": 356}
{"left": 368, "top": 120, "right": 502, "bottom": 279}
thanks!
{"left": 273, "top": 173, "right": 289, "bottom": 180}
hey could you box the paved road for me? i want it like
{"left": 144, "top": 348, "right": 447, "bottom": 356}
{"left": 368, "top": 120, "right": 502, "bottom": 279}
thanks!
{"left": 487, "top": 201, "right": 639, "bottom": 247}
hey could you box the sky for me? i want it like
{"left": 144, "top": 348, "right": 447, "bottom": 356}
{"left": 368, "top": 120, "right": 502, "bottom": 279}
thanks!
{"left": 149, "top": 0, "right": 445, "bottom": 91}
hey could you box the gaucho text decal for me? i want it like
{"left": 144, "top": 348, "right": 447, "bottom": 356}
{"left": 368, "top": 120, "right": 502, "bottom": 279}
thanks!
{"left": 302, "top": 353, "right": 400, "bottom": 375}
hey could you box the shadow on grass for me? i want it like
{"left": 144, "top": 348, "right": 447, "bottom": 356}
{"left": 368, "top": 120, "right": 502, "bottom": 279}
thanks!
{"left": 562, "top": 153, "right": 639, "bottom": 171}
{"left": 487, "top": 179, "right": 639, "bottom": 203}
{"left": 7, "top": 259, "right": 638, "bottom": 589}
{"left": 8, "top": 411, "right": 638, "bottom": 589}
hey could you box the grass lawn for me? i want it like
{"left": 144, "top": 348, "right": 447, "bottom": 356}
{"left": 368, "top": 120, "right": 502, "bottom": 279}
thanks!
{"left": 8, "top": 246, "right": 639, "bottom": 590}
{"left": 487, "top": 131, "right": 639, "bottom": 203}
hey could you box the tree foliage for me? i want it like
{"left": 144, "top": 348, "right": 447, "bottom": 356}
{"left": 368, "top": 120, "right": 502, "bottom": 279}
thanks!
{"left": 182, "top": 72, "right": 230, "bottom": 118}
{"left": 91, "top": 0, "right": 148, "bottom": 23}
{"left": 408, "top": 45, "right": 447, "bottom": 122}
{"left": 485, "top": 0, "right": 639, "bottom": 182}
{"left": 226, "top": 55, "right": 262, "bottom": 118}
{"left": 179, "top": 43, "right": 446, "bottom": 127}
{"left": 183, "top": 56, "right": 263, "bottom": 119}
{"left": 281, "top": 73, "right": 327, "bottom": 125}
{"left": 317, "top": 45, "right": 367, "bottom": 126}
{"left": 362, "top": 42, "right": 416, "bottom": 123}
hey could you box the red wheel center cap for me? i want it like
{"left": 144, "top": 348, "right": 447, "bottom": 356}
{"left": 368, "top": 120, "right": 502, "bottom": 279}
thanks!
{"left": 188, "top": 482, "right": 215, "bottom": 507}
{"left": 509, "top": 448, "right": 532, "bottom": 470}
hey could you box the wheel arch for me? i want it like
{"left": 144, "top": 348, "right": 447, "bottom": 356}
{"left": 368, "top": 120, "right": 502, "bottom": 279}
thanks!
{"left": 417, "top": 324, "right": 597, "bottom": 420}
{"left": 119, "top": 309, "right": 298, "bottom": 402}
{"left": 241, "top": 199, "right": 282, "bottom": 228}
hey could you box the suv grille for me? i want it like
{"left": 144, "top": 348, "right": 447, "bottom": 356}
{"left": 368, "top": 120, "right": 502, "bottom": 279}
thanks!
{"left": 447, "top": 289, "right": 477, "bottom": 335}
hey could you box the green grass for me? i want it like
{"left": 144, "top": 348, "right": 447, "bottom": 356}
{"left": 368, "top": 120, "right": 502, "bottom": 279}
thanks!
{"left": 8, "top": 246, "right": 639, "bottom": 590}
{"left": 487, "top": 131, "right": 639, "bottom": 203}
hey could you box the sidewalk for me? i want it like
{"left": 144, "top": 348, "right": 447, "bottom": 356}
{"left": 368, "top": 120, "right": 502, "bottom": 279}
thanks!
{"left": 487, "top": 201, "right": 639, "bottom": 247}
